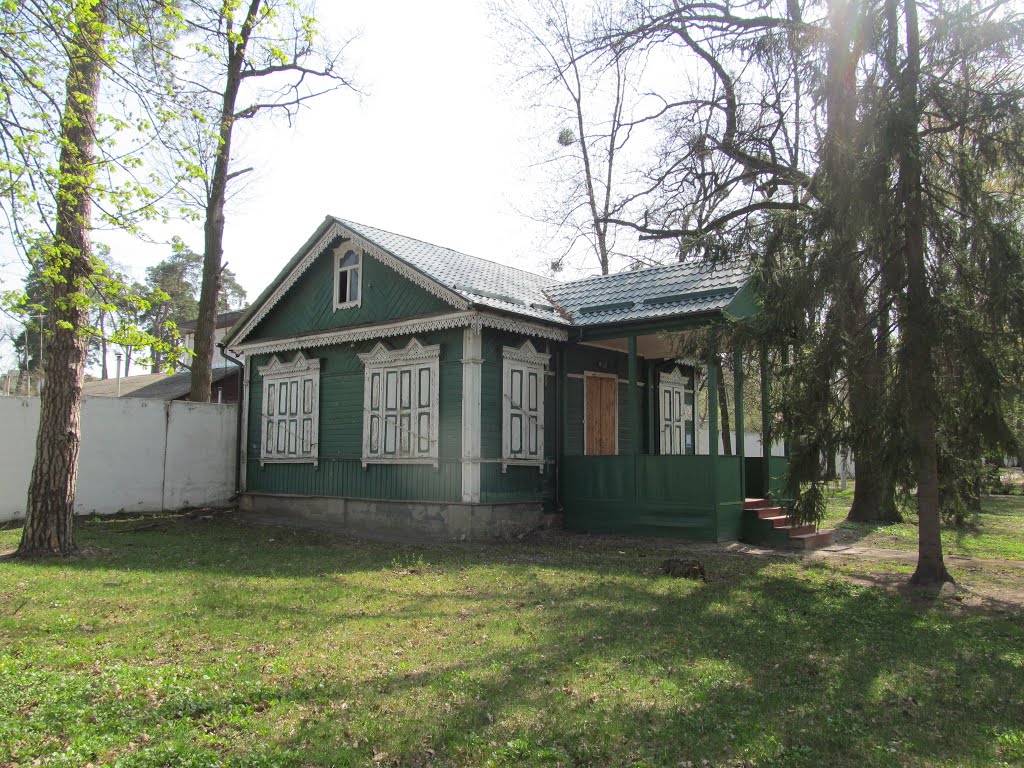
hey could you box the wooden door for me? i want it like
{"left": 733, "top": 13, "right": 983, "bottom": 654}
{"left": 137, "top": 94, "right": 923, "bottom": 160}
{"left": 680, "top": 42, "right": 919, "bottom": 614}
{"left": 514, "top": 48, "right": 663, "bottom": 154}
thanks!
{"left": 585, "top": 374, "right": 618, "bottom": 455}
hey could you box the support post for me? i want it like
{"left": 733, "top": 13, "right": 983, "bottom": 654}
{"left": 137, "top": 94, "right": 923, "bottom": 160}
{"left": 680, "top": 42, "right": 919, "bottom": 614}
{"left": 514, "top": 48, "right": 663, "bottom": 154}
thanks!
{"left": 761, "top": 344, "right": 771, "bottom": 498}
{"left": 708, "top": 333, "right": 720, "bottom": 515}
{"left": 628, "top": 335, "right": 640, "bottom": 456}
{"left": 734, "top": 347, "right": 745, "bottom": 500}
{"left": 647, "top": 360, "right": 657, "bottom": 455}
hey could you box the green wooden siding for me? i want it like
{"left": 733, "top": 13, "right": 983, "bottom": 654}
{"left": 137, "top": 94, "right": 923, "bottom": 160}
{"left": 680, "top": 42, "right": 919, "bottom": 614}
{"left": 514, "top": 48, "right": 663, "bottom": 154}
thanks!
{"left": 246, "top": 244, "right": 452, "bottom": 342}
{"left": 245, "top": 329, "right": 463, "bottom": 502}
{"left": 561, "top": 454, "right": 746, "bottom": 541}
{"left": 478, "top": 329, "right": 556, "bottom": 505}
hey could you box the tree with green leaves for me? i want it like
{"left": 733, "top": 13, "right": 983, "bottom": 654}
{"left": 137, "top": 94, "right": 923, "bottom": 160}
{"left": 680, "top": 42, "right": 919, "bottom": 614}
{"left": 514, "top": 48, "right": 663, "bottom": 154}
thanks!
{"left": 0, "top": 0, "right": 181, "bottom": 556}
{"left": 554, "top": 0, "right": 1024, "bottom": 584}
{"left": 144, "top": 238, "right": 245, "bottom": 371}
{"left": 166, "top": 0, "right": 356, "bottom": 403}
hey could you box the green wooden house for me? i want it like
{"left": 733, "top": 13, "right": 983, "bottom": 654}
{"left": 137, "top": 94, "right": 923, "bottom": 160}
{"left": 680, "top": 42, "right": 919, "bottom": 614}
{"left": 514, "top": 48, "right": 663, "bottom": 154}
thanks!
{"left": 224, "top": 216, "right": 810, "bottom": 544}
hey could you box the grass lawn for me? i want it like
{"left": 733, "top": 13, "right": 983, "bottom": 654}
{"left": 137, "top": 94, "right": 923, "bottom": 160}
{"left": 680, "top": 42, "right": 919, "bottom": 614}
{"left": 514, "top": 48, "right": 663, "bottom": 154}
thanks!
{"left": 820, "top": 488, "right": 1024, "bottom": 561}
{"left": 1, "top": 515, "right": 1023, "bottom": 768}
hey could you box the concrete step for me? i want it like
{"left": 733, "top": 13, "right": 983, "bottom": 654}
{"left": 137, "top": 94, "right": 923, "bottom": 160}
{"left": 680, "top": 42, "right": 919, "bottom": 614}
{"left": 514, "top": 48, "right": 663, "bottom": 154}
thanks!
{"left": 763, "top": 515, "right": 793, "bottom": 528}
{"left": 786, "top": 524, "right": 817, "bottom": 537}
{"left": 744, "top": 498, "right": 771, "bottom": 510}
{"left": 757, "top": 507, "right": 785, "bottom": 519}
{"left": 788, "top": 530, "right": 834, "bottom": 549}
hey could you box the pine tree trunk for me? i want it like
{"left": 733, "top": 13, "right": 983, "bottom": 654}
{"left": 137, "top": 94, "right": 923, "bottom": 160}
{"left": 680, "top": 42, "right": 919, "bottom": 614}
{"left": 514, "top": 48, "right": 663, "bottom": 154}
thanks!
{"left": 17, "top": 1, "right": 107, "bottom": 557}
{"left": 898, "top": 0, "right": 951, "bottom": 585}
{"left": 190, "top": 1, "right": 260, "bottom": 403}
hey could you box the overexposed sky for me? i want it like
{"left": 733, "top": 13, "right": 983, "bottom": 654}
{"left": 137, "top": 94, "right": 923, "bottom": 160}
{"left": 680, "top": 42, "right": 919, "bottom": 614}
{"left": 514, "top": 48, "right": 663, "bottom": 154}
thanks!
{"left": 113, "top": 0, "right": 554, "bottom": 302}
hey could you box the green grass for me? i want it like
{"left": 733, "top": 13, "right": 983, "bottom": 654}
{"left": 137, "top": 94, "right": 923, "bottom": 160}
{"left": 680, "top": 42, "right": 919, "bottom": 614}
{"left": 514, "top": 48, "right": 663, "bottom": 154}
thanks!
{"left": 821, "top": 488, "right": 1024, "bottom": 561}
{"left": 1, "top": 516, "right": 1022, "bottom": 767}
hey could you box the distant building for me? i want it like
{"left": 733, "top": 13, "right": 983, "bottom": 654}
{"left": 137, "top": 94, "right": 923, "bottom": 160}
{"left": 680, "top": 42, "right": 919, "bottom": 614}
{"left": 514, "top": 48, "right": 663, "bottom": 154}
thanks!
{"left": 83, "top": 367, "right": 240, "bottom": 403}
{"left": 178, "top": 309, "right": 247, "bottom": 369}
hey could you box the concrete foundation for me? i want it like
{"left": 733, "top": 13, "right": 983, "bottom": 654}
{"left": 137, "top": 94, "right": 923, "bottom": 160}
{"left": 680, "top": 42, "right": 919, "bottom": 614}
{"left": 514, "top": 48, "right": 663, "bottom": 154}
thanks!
{"left": 238, "top": 493, "right": 558, "bottom": 542}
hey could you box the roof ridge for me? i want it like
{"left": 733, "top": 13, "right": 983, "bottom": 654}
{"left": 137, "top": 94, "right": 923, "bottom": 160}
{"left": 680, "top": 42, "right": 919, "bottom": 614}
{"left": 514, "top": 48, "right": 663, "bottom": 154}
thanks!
{"left": 333, "top": 217, "right": 561, "bottom": 286}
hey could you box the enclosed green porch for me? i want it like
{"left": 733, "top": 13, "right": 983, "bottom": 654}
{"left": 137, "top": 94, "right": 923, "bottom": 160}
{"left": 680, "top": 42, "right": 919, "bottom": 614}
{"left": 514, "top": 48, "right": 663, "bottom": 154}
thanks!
{"left": 548, "top": 278, "right": 787, "bottom": 542}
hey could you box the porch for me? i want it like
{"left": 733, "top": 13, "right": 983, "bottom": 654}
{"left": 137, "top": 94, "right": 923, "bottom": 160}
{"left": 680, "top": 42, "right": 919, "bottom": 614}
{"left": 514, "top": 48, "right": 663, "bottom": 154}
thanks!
{"left": 555, "top": 324, "right": 789, "bottom": 543}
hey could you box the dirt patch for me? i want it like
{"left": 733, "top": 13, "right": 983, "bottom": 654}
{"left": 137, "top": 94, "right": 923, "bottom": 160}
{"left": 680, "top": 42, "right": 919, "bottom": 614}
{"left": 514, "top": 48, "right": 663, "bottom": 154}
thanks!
{"left": 828, "top": 558, "right": 1024, "bottom": 616}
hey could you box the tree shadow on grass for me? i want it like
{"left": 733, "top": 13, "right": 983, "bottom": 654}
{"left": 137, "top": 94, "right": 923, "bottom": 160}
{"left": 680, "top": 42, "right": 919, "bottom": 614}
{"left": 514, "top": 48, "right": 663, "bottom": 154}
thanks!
{"left": 3, "top": 518, "right": 1023, "bottom": 767}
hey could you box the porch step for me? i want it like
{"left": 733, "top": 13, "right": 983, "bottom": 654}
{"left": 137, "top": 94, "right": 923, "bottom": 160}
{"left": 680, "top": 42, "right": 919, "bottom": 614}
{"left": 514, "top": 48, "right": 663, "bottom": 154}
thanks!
{"left": 789, "top": 530, "right": 834, "bottom": 549}
{"left": 740, "top": 499, "right": 833, "bottom": 550}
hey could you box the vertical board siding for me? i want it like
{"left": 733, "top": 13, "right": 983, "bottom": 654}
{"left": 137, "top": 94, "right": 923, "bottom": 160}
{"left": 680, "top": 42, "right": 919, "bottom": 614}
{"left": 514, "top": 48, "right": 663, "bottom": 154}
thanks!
{"left": 246, "top": 329, "right": 463, "bottom": 502}
{"left": 246, "top": 245, "right": 452, "bottom": 342}
{"left": 478, "top": 329, "right": 556, "bottom": 504}
{"left": 560, "top": 454, "right": 744, "bottom": 540}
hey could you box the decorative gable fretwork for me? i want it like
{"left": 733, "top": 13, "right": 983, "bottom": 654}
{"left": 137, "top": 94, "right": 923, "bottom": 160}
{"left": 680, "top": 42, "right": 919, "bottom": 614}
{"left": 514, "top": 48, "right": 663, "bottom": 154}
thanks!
{"left": 233, "top": 310, "right": 568, "bottom": 356}
{"left": 358, "top": 338, "right": 441, "bottom": 468}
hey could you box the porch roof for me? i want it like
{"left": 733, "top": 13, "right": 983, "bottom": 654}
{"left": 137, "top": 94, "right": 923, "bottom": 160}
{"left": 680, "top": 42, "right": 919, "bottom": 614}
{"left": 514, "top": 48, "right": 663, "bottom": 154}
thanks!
{"left": 544, "top": 259, "right": 750, "bottom": 327}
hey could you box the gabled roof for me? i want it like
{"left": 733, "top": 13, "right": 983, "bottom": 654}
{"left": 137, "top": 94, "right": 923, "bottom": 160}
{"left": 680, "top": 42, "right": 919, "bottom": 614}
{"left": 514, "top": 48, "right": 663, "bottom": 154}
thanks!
{"left": 332, "top": 219, "right": 566, "bottom": 325}
{"left": 544, "top": 259, "right": 749, "bottom": 326}
{"left": 224, "top": 216, "right": 753, "bottom": 347}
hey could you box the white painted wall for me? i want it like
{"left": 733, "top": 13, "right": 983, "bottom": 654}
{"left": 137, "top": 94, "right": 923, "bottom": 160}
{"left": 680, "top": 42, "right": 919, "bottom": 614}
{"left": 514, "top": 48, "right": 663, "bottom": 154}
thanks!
{"left": 696, "top": 429, "right": 787, "bottom": 457}
{"left": 0, "top": 396, "right": 237, "bottom": 522}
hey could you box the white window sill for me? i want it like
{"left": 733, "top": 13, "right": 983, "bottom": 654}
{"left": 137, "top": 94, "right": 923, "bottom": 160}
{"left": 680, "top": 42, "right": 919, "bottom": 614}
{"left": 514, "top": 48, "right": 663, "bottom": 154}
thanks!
{"left": 361, "top": 457, "right": 440, "bottom": 470}
{"left": 502, "top": 459, "right": 546, "bottom": 473}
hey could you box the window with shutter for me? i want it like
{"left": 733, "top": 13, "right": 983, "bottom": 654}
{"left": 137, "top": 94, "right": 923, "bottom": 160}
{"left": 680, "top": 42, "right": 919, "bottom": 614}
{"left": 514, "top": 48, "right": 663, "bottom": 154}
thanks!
{"left": 358, "top": 338, "right": 440, "bottom": 466}
{"left": 258, "top": 352, "right": 321, "bottom": 464}
{"left": 659, "top": 367, "right": 694, "bottom": 455}
{"left": 502, "top": 340, "right": 550, "bottom": 472}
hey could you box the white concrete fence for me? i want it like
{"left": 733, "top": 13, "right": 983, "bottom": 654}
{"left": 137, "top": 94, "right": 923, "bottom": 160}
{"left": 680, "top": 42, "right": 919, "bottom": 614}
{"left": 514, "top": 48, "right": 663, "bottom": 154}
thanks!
{"left": 0, "top": 397, "right": 237, "bottom": 523}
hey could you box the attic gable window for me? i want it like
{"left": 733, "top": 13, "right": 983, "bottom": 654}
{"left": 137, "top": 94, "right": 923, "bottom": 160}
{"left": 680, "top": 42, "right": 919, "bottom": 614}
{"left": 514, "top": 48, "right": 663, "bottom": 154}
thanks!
{"left": 358, "top": 338, "right": 440, "bottom": 467}
{"left": 334, "top": 247, "right": 362, "bottom": 310}
{"left": 258, "top": 352, "right": 320, "bottom": 464}
{"left": 502, "top": 340, "right": 550, "bottom": 472}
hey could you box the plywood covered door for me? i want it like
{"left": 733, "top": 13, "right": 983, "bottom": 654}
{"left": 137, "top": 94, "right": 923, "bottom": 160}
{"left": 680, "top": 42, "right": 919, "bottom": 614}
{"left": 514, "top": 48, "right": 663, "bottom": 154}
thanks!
{"left": 585, "top": 374, "right": 618, "bottom": 455}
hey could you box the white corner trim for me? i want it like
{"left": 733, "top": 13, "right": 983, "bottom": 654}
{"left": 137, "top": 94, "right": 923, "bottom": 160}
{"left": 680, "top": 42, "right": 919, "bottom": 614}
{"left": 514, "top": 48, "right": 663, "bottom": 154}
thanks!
{"left": 231, "top": 222, "right": 473, "bottom": 347}
{"left": 461, "top": 326, "right": 483, "bottom": 502}
{"left": 240, "top": 364, "right": 250, "bottom": 492}
{"left": 232, "top": 311, "right": 568, "bottom": 356}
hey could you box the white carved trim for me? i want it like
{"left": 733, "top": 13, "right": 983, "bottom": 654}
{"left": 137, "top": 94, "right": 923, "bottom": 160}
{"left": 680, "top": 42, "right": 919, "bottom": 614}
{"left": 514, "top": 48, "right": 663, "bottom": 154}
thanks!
{"left": 502, "top": 339, "right": 550, "bottom": 366}
{"left": 258, "top": 350, "right": 322, "bottom": 377}
{"left": 502, "top": 341, "right": 548, "bottom": 472}
{"left": 231, "top": 222, "right": 472, "bottom": 346}
{"left": 359, "top": 338, "right": 441, "bottom": 467}
{"left": 357, "top": 337, "right": 440, "bottom": 366}
{"left": 258, "top": 352, "right": 321, "bottom": 465}
{"left": 232, "top": 311, "right": 568, "bottom": 356}
{"left": 333, "top": 245, "right": 363, "bottom": 311}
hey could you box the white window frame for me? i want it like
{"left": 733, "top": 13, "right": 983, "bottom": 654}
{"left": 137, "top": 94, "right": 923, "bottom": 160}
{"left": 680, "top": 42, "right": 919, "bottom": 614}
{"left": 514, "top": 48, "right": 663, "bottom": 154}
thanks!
{"left": 502, "top": 340, "right": 550, "bottom": 472}
{"left": 659, "top": 366, "right": 693, "bottom": 455}
{"left": 358, "top": 338, "right": 440, "bottom": 467}
{"left": 258, "top": 351, "right": 321, "bottom": 465}
{"left": 333, "top": 245, "right": 363, "bottom": 311}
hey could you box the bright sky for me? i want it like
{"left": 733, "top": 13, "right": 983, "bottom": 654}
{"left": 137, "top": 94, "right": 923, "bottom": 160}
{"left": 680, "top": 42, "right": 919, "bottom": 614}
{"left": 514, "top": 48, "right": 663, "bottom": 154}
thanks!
{"left": 119, "top": 0, "right": 553, "bottom": 303}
